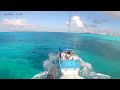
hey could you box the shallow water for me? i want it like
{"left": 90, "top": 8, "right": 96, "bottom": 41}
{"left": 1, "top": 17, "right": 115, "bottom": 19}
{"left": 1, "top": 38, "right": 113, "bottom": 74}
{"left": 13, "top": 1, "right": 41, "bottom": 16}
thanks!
{"left": 0, "top": 32, "right": 120, "bottom": 79}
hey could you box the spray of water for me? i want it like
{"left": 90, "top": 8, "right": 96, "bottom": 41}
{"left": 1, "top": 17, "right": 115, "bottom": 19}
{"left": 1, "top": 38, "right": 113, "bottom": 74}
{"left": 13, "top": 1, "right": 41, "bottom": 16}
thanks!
{"left": 32, "top": 53, "right": 111, "bottom": 79}
{"left": 76, "top": 55, "right": 111, "bottom": 79}
{"left": 43, "top": 53, "right": 59, "bottom": 70}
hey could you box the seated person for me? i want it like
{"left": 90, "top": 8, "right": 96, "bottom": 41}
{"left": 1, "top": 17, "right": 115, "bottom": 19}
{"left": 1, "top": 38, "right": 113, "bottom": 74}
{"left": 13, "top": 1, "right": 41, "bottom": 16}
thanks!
{"left": 66, "top": 51, "right": 72, "bottom": 60}
{"left": 69, "top": 55, "right": 73, "bottom": 60}
{"left": 61, "top": 52, "right": 66, "bottom": 60}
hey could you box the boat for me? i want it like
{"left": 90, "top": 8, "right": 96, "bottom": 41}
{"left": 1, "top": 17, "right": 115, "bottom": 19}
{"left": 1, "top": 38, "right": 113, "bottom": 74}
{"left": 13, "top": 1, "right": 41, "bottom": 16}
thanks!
{"left": 58, "top": 47, "right": 83, "bottom": 79}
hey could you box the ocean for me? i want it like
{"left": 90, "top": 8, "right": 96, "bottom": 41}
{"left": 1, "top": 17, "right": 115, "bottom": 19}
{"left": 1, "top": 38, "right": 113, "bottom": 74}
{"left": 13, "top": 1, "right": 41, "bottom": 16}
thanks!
{"left": 0, "top": 32, "right": 120, "bottom": 79}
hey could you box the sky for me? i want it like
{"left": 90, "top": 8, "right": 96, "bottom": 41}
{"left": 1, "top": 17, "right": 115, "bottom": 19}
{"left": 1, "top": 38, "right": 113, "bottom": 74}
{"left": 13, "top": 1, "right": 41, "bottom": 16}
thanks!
{"left": 0, "top": 11, "right": 120, "bottom": 33}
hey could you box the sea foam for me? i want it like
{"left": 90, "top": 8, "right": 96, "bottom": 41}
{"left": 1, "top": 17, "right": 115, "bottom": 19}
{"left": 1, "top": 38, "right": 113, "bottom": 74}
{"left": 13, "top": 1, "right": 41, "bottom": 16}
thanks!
{"left": 32, "top": 53, "right": 111, "bottom": 79}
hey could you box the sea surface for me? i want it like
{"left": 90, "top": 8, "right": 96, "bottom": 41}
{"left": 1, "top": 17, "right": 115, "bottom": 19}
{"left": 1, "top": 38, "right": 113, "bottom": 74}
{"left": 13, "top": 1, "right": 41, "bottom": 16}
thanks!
{"left": 0, "top": 32, "right": 120, "bottom": 79}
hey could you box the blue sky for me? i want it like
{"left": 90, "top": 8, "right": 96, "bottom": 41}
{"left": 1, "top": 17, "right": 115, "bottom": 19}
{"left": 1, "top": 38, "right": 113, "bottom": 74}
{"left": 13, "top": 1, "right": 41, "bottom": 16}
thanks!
{"left": 0, "top": 11, "right": 120, "bottom": 33}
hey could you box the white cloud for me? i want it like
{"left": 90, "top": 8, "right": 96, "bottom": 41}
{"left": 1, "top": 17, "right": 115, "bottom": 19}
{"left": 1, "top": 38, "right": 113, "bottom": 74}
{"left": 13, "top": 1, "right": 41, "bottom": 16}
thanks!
{"left": 71, "top": 16, "right": 84, "bottom": 28}
{"left": 66, "top": 16, "right": 84, "bottom": 28}
{"left": 102, "top": 11, "right": 120, "bottom": 19}
{"left": 1, "top": 18, "right": 38, "bottom": 29}
{"left": 2, "top": 18, "right": 27, "bottom": 26}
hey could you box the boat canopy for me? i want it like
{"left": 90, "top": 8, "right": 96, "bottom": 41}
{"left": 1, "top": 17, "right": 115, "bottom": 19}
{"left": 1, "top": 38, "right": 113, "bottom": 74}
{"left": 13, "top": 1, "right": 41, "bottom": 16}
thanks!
{"left": 59, "top": 47, "right": 74, "bottom": 52}
{"left": 60, "top": 60, "right": 79, "bottom": 68}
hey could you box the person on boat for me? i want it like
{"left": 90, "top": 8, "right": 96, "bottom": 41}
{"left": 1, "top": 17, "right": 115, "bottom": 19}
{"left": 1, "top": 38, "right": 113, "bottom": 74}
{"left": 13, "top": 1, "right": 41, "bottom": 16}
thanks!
{"left": 61, "top": 52, "right": 66, "bottom": 60}
{"left": 69, "top": 55, "right": 73, "bottom": 60}
{"left": 60, "top": 52, "right": 63, "bottom": 60}
{"left": 66, "top": 51, "right": 72, "bottom": 60}
{"left": 59, "top": 52, "right": 61, "bottom": 60}
{"left": 68, "top": 50, "right": 71, "bottom": 55}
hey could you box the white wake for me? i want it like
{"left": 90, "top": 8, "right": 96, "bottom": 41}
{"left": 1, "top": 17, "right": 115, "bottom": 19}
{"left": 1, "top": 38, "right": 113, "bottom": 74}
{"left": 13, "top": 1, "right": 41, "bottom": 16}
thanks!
{"left": 32, "top": 53, "right": 111, "bottom": 79}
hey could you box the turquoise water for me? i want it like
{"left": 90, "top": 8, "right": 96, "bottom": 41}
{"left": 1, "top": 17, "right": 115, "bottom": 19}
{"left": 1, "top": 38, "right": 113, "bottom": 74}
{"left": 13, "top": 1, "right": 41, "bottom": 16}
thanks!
{"left": 0, "top": 32, "right": 120, "bottom": 79}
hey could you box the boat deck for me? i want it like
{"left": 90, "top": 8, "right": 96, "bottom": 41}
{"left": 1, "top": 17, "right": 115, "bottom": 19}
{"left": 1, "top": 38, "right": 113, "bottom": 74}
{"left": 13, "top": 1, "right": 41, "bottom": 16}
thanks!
{"left": 60, "top": 75, "right": 84, "bottom": 79}
{"left": 60, "top": 69, "right": 84, "bottom": 79}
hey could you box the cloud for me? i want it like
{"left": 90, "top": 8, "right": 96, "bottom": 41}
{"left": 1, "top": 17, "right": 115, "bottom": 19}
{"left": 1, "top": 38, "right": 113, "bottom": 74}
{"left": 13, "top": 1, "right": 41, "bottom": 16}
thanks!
{"left": 2, "top": 18, "right": 28, "bottom": 26}
{"left": 1, "top": 18, "right": 38, "bottom": 29}
{"left": 71, "top": 16, "right": 84, "bottom": 28}
{"left": 84, "top": 23, "right": 97, "bottom": 28}
{"left": 65, "top": 15, "right": 99, "bottom": 33}
{"left": 66, "top": 16, "right": 84, "bottom": 28}
{"left": 93, "top": 19, "right": 108, "bottom": 24}
{"left": 89, "top": 24, "right": 97, "bottom": 27}
{"left": 102, "top": 11, "right": 120, "bottom": 19}
{"left": 93, "top": 19, "right": 102, "bottom": 24}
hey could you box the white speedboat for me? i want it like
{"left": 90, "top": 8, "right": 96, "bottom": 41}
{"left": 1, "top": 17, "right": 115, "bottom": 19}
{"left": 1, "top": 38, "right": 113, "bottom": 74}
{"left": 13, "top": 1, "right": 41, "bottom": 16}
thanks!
{"left": 58, "top": 47, "right": 83, "bottom": 79}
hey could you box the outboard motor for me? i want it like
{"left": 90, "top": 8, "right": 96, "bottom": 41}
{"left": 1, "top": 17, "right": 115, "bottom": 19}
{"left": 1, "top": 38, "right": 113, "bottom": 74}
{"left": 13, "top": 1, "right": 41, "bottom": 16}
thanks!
{"left": 45, "top": 66, "right": 58, "bottom": 79}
